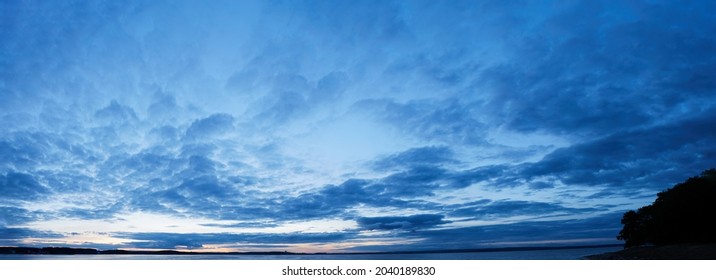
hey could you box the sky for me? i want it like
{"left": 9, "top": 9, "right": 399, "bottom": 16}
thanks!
{"left": 1, "top": 0, "right": 715, "bottom": 253}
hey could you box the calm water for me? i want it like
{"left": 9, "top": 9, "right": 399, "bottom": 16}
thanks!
{"left": 0, "top": 246, "right": 620, "bottom": 260}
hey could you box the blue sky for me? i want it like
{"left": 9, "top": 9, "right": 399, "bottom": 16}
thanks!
{"left": 1, "top": 0, "right": 715, "bottom": 253}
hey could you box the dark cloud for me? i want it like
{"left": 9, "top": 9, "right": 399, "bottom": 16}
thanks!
{"left": 355, "top": 99, "right": 488, "bottom": 145}
{"left": 94, "top": 100, "right": 138, "bottom": 125}
{"left": 227, "top": 175, "right": 258, "bottom": 187}
{"left": 120, "top": 231, "right": 353, "bottom": 249}
{"left": 54, "top": 207, "right": 119, "bottom": 221}
{"left": 368, "top": 166, "right": 446, "bottom": 197}
{"left": 179, "top": 143, "right": 217, "bottom": 158}
{"left": 357, "top": 214, "right": 448, "bottom": 231}
{"left": 175, "top": 176, "right": 239, "bottom": 201}
{"left": 449, "top": 200, "right": 598, "bottom": 219}
{"left": 255, "top": 89, "right": 309, "bottom": 126}
{"left": 479, "top": 1, "right": 716, "bottom": 138}
{"left": 528, "top": 181, "right": 553, "bottom": 190}
{"left": 273, "top": 178, "right": 438, "bottom": 221}
{"left": 184, "top": 114, "right": 235, "bottom": 141}
{"left": 0, "top": 140, "right": 36, "bottom": 171}
{"left": 0, "top": 227, "right": 63, "bottom": 245}
{"left": 286, "top": 0, "right": 413, "bottom": 43}
{"left": 120, "top": 151, "right": 179, "bottom": 176}
{"left": 0, "top": 172, "right": 50, "bottom": 201}
{"left": 147, "top": 94, "right": 180, "bottom": 121}
{"left": 128, "top": 175, "right": 244, "bottom": 218}
{"left": 0, "top": 227, "right": 33, "bottom": 242}
{"left": 383, "top": 49, "right": 480, "bottom": 88}
{"left": 200, "top": 221, "right": 278, "bottom": 229}
{"left": 275, "top": 186, "right": 353, "bottom": 220}
{"left": 148, "top": 125, "right": 181, "bottom": 143}
{"left": 0, "top": 207, "right": 33, "bottom": 226}
{"left": 372, "top": 146, "right": 456, "bottom": 171}
{"left": 519, "top": 109, "right": 716, "bottom": 190}
{"left": 351, "top": 213, "right": 624, "bottom": 252}
{"left": 186, "top": 156, "right": 219, "bottom": 175}
{"left": 245, "top": 71, "right": 350, "bottom": 127}
{"left": 446, "top": 165, "right": 510, "bottom": 189}
{"left": 312, "top": 71, "right": 349, "bottom": 103}
{"left": 39, "top": 172, "right": 94, "bottom": 194}
{"left": 0, "top": 131, "right": 93, "bottom": 171}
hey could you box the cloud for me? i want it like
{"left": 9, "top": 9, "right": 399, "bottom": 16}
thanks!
{"left": 313, "top": 71, "right": 350, "bottom": 103}
{"left": 275, "top": 184, "right": 359, "bottom": 220}
{"left": 449, "top": 200, "right": 598, "bottom": 220}
{"left": 0, "top": 132, "right": 78, "bottom": 171}
{"left": 0, "top": 227, "right": 63, "bottom": 245}
{"left": 357, "top": 214, "right": 448, "bottom": 231}
{"left": 1, "top": 0, "right": 715, "bottom": 252}
{"left": 94, "top": 100, "right": 138, "bottom": 125}
{"left": 372, "top": 146, "right": 456, "bottom": 171}
{"left": 271, "top": 178, "right": 438, "bottom": 221}
{"left": 184, "top": 113, "right": 235, "bottom": 141}
{"left": 54, "top": 207, "right": 119, "bottom": 221}
{"left": 200, "top": 221, "right": 278, "bottom": 229}
{"left": 354, "top": 99, "right": 489, "bottom": 145}
{"left": 147, "top": 94, "right": 182, "bottom": 122}
{"left": 126, "top": 174, "right": 246, "bottom": 219}
{"left": 477, "top": 1, "right": 716, "bottom": 138}
{"left": 0, "top": 172, "right": 50, "bottom": 202}
{"left": 119, "top": 150, "right": 178, "bottom": 176}
{"left": 368, "top": 166, "right": 447, "bottom": 197}
{"left": 446, "top": 165, "right": 511, "bottom": 189}
{"left": 519, "top": 109, "right": 716, "bottom": 190}
{"left": 0, "top": 207, "right": 34, "bottom": 226}
{"left": 119, "top": 231, "right": 352, "bottom": 249}
{"left": 351, "top": 212, "right": 624, "bottom": 252}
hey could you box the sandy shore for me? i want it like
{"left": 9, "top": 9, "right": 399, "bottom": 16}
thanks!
{"left": 585, "top": 243, "right": 716, "bottom": 260}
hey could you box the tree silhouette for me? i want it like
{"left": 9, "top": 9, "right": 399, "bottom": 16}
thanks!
{"left": 618, "top": 169, "right": 716, "bottom": 248}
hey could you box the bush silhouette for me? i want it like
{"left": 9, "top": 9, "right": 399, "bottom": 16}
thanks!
{"left": 617, "top": 169, "right": 716, "bottom": 248}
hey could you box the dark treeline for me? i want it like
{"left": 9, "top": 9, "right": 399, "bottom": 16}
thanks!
{"left": 618, "top": 169, "right": 716, "bottom": 248}
{"left": 0, "top": 247, "right": 98, "bottom": 255}
{"left": 0, "top": 247, "right": 301, "bottom": 255}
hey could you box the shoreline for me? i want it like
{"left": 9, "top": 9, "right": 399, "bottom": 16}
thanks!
{"left": 585, "top": 243, "right": 716, "bottom": 260}
{"left": 1, "top": 244, "right": 621, "bottom": 256}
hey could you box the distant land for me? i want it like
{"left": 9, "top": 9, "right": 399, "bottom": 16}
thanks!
{"left": 0, "top": 244, "right": 622, "bottom": 256}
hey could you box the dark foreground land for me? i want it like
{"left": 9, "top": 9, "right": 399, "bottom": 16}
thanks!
{"left": 0, "top": 247, "right": 300, "bottom": 255}
{"left": 586, "top": 243, "right": 716, "bottom": 260}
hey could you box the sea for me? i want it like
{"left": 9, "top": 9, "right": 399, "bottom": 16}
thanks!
{"left": 0, "top": 246, "right": 620, "bottom": 260}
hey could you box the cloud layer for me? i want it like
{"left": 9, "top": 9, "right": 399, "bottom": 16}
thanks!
{"left": 1, "top": 0, "right": 715, "bottom": 252}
